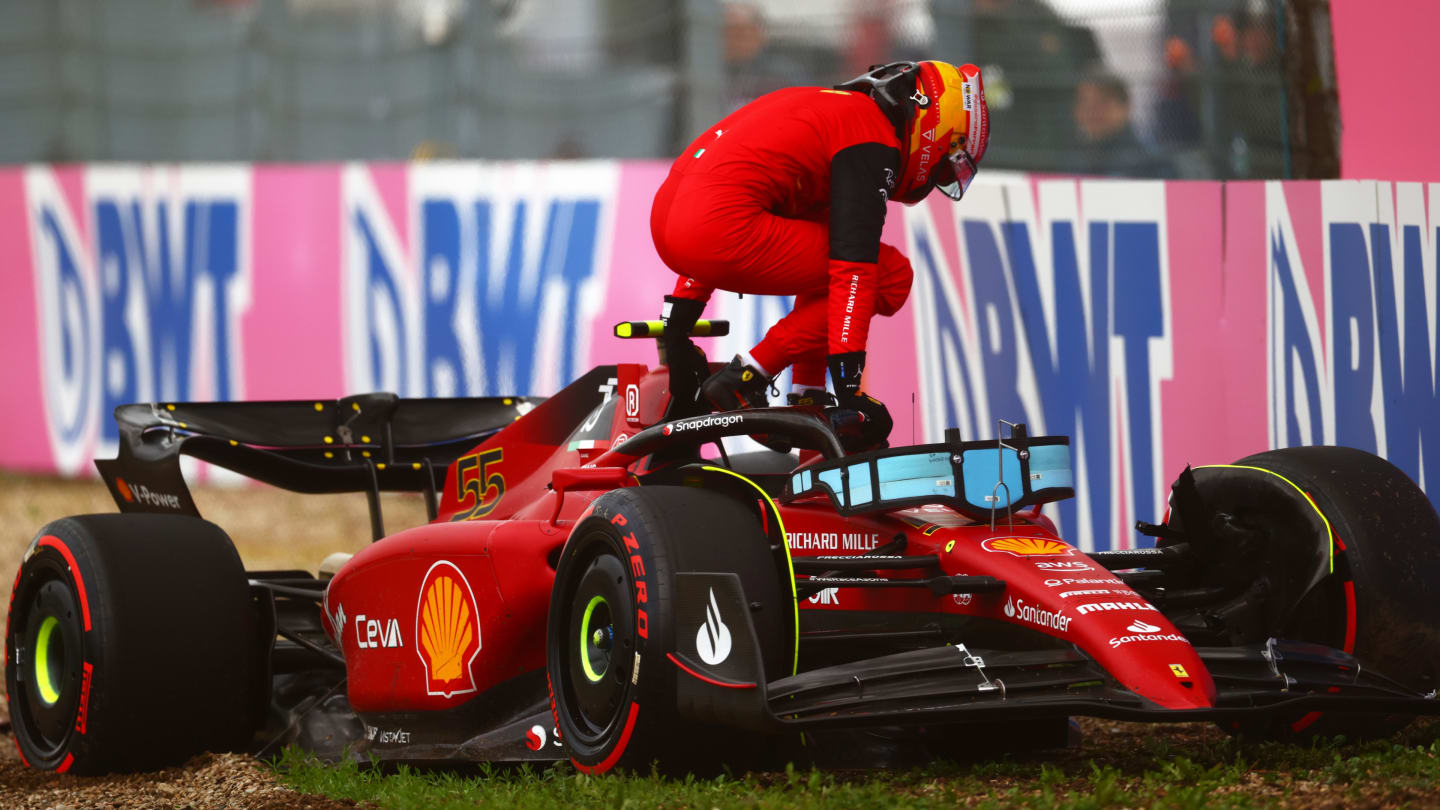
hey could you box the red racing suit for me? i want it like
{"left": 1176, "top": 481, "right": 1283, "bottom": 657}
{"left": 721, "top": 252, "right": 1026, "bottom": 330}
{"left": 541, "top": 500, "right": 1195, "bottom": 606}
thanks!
{"left": 650, "top": 87, "right": 914, "bottom": 382}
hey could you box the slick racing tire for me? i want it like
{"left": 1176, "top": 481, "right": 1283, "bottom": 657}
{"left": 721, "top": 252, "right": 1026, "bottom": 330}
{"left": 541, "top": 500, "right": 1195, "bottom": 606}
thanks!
{"left": 6, "top": 515, "right": 262, "bottom": 773}
{"left": 1176, "top": 446, "right": 1440, "bottom": 740}
{"left": 547, "top": 486, "right": 788, "bottom": 774}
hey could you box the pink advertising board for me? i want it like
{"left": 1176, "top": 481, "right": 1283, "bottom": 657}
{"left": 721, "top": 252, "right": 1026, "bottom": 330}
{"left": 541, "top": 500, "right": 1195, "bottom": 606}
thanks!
{"left": 1332, "top": 0, "right": 1440, "bottom": 182}
{"left": 2, "top": 162, "right": 1436, "bottom": 550}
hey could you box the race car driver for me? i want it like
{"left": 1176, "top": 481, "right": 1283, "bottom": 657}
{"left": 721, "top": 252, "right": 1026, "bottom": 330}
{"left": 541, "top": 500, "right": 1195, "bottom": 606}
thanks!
{"left": 652, "top": 60, "right": 990, "bottom": 449}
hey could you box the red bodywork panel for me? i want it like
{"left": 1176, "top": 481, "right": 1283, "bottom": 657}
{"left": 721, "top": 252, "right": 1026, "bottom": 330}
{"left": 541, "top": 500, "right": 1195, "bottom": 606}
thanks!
{"left": 325, "top": 362, "right": 1215, "bottom": 716}
{"left": 324, "top": 365, "right": 659, "bottom": 712}
{"left": 778, "top": 502, "right": 1216, "bottom": 710}
{"left": 326, "top": 519, "right": 576, "bottom": 712}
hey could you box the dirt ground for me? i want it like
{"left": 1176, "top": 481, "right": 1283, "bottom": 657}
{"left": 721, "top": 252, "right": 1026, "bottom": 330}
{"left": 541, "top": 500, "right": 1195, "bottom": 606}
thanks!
{"left": 0, "top": 473, "right": 423, "bottom": 808}
{"left": 3, "top": 475, "right": 1438, "bottom": 808}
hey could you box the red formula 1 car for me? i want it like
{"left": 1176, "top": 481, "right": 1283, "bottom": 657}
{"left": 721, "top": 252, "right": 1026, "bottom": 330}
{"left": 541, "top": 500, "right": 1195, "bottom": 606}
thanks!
{"left": 7, "top": 319, "right": 1440, "bottom": 774}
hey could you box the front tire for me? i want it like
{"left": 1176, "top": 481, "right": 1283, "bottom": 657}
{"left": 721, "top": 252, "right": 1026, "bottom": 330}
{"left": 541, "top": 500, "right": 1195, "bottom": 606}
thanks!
{"left": 6, "top": 515, "right": 262, "bottom": 773}
{"left": 547, "top": 486, "right": 788, "bottom": 773}
{"left": 1174, "top": 446, "right": 1440, "bottom": 740}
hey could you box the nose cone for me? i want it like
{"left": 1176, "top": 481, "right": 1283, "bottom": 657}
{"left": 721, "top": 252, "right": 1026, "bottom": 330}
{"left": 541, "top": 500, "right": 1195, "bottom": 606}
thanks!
{"left": 1125, "top": 655, "right": 1216, "bottom": 710}
{"left": 939, "top": 539, "right": 1218, "bottom": 712}
{"left": 1093, "top": 619, "right": 1216, "bottom": 710}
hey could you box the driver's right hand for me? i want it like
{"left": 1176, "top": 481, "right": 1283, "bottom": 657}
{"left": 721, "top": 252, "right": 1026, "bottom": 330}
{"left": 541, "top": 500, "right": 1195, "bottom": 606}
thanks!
{"left": 828, "top": 393, "right": 892, "bottom": 453}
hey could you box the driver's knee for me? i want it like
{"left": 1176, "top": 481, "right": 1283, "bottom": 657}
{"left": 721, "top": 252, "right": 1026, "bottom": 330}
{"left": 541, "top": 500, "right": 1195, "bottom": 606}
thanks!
{"left": 875, "top": 243, "right": 913, "bottom": 317}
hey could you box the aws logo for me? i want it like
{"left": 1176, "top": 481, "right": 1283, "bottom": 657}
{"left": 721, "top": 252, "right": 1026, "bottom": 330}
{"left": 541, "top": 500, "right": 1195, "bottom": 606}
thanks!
{"left": 415, "top": 560, "right": 482, "bottom": 699}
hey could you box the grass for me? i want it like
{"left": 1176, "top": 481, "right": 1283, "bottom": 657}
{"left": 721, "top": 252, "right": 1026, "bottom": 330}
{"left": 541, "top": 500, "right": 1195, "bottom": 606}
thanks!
{"left": 5, "top": 475, "right": 1432, "bottom": 807}
{"left": 271, "top": 720, "right": 1440, "bottom": 809}
{"left": 6, "top": 477, "right": 1436, "bottom": 807}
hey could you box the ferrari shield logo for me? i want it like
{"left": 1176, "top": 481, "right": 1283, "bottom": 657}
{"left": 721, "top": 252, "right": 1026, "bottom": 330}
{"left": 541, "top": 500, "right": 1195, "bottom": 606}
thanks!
{"left": 1169, "top": 664, "right": 1189, "bottom": 678}
{"left": 415, "top": 560, "right": 483, "bottom": 698}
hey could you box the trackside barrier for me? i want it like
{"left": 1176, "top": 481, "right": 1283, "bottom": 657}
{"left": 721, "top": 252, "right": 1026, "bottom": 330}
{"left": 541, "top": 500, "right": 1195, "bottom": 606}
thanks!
{"left": 1, "top": 164, "right": 1434, "bottom": 550}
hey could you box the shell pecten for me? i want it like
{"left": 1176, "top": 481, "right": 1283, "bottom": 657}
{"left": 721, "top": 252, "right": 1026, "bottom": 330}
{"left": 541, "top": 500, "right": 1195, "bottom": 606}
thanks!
{"left": 420, "top": 575, "right": 473, "bottom": 682}
{"left": 984, "top": 536, "right": 1071, "bottom": 556}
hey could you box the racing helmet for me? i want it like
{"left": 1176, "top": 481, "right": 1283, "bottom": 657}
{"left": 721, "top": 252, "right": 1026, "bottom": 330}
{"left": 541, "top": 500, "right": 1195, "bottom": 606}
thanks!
{"left": 836, "top": 60, "right": 990, "bottom": 204}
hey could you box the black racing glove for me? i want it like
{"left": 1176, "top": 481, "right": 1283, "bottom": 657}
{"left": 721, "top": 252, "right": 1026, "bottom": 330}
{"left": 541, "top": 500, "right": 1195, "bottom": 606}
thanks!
{"left": 662, "top": 296, "right": 709, "bottom": 414}
{"left": 827, "top": 351, "right": 893, "bottom": 452}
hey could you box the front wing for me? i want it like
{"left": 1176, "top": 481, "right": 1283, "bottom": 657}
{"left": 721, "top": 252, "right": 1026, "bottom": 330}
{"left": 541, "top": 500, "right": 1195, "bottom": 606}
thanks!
{"left": 672, "top": 573, "right": 1440, "bottom": 732}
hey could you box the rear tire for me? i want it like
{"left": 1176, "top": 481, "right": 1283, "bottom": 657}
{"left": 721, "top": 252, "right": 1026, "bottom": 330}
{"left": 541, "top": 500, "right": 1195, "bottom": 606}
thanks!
{"left": 6, "top": 514, "right": 261, "bottom": 773}
{"left": 1178, "top": 446, "right": 1440, "bottom": 740}
{"left": 546, "top": 486, "right": 788, "bottom": 773}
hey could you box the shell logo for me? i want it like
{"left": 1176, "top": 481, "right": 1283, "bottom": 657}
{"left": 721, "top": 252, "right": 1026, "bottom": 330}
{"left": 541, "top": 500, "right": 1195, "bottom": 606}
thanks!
{"left": 415, "top": 561, "right": 483, "bottom": 699}
{"left": 115, "top": 477, "right": 134, "bottom": 502}
{"left": 982, "top": 536, "right": 1073, "bottom": 557}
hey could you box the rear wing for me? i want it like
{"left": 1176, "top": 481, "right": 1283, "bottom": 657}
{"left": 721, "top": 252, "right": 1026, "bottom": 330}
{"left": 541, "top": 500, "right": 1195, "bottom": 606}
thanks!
{"left": 94, "top": 392, "right": 540, "bottom": 538}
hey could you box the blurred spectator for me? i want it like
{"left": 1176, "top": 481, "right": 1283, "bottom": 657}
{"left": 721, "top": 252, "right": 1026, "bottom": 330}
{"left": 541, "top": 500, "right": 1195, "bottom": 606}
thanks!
{"left": 1218, "top": 7, "right": 1286, "bottom": 177}
{"left": 959, "top": 0, "right": 1101, "bottom": 172}
{"left": 1071, "top": 71, "right": 1173, "bottom": 178}
{"left": 550, "top": 136, "right": 587, "bottom": 160}
{"left": 500, "top": 0, "right": 605, "bottom": 71}
{"left": 723, "top": 1, "right": 814, "bottom": 110}
{"left": 841, "top": 0, "right": 934, "bottom": 70}
{"left": 1155, "top": 2, "right": 1288, "bottom": 179}
{"left": 602, "top": 0, "right": 679, "bottom": 67}
{"left": 1155, "top": 32, "right": 1203, "bottom": 152}
{"left": 411, "top": 139, "right": 458, "bottom": 159}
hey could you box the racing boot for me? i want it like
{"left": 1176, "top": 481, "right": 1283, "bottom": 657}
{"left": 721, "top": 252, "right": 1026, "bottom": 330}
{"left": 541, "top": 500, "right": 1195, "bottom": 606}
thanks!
{"left": 661, "top": 295, "right": 709, "bottom": 419}
{"left": 701, "top": 355, "right": 775, "bottom": 410}
{"left": 786, "top": 388, "right": 836, "bottom": 408}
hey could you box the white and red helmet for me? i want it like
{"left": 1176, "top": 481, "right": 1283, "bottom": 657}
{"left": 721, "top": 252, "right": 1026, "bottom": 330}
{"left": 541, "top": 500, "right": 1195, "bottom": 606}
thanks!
{"left": 837, "top": 60, "right": 990, "bottom": 204}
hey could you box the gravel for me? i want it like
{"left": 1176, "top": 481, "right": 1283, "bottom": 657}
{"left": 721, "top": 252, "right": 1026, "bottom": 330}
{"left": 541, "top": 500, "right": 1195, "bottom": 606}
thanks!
{"left": 0, "top": 736, "right": 362, "bottom": 809}
{"left": 5, "top": 473, "right": 1440, "bottom": 808}
{"left": 0, "top": 473, "right": 407, "bottom": 808}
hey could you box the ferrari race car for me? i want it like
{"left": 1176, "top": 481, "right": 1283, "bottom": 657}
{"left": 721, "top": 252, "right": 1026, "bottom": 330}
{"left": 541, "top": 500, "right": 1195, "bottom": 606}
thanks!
{"left": 7, "top": 318, "right": 1440, "bottom": 775}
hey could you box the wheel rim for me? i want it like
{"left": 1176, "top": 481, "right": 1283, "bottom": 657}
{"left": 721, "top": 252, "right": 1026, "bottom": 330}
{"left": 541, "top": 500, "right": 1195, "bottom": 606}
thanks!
{"left": 578, "top": 595, "right": 612, "bottom": 683}
{"left": 33, "top": 616, "right": 63, "bottom": 705}
{"left": 557, "top": 532, "right": 636, "bottom": 747}
{"left": 12, "top": 573, "right": 84, "bottom": 761}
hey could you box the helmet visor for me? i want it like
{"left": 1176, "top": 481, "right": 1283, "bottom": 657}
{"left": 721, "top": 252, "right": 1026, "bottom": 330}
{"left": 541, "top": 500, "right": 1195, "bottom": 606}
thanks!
{"left": 935, "top": 150, "right": 978, "bottom": 201}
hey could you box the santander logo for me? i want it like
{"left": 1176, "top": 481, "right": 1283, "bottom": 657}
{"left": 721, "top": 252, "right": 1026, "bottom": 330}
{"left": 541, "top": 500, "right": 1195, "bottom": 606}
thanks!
{"left": 1002, "top": 596, "right": 1071, "bottom": 632}
{"left": 1108, "top": 619, "right": 1187, "bottom": 649}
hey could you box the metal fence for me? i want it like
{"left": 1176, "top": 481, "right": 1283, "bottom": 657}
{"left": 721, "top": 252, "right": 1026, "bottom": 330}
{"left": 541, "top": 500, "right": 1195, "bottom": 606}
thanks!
{"left": 0, "top": 0, "right": 1335, "bottom": 178}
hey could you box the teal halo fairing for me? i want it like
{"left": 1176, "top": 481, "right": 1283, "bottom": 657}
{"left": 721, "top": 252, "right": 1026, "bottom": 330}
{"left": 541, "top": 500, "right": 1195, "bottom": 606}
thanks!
{"left": 785, "top": 433, "right": 1073, "bottom": 519}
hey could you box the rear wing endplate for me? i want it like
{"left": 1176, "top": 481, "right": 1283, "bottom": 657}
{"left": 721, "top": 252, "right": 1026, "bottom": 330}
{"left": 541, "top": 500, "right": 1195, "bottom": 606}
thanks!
{"left": 94, "top": 392, "right": 540, "bottom": 538}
